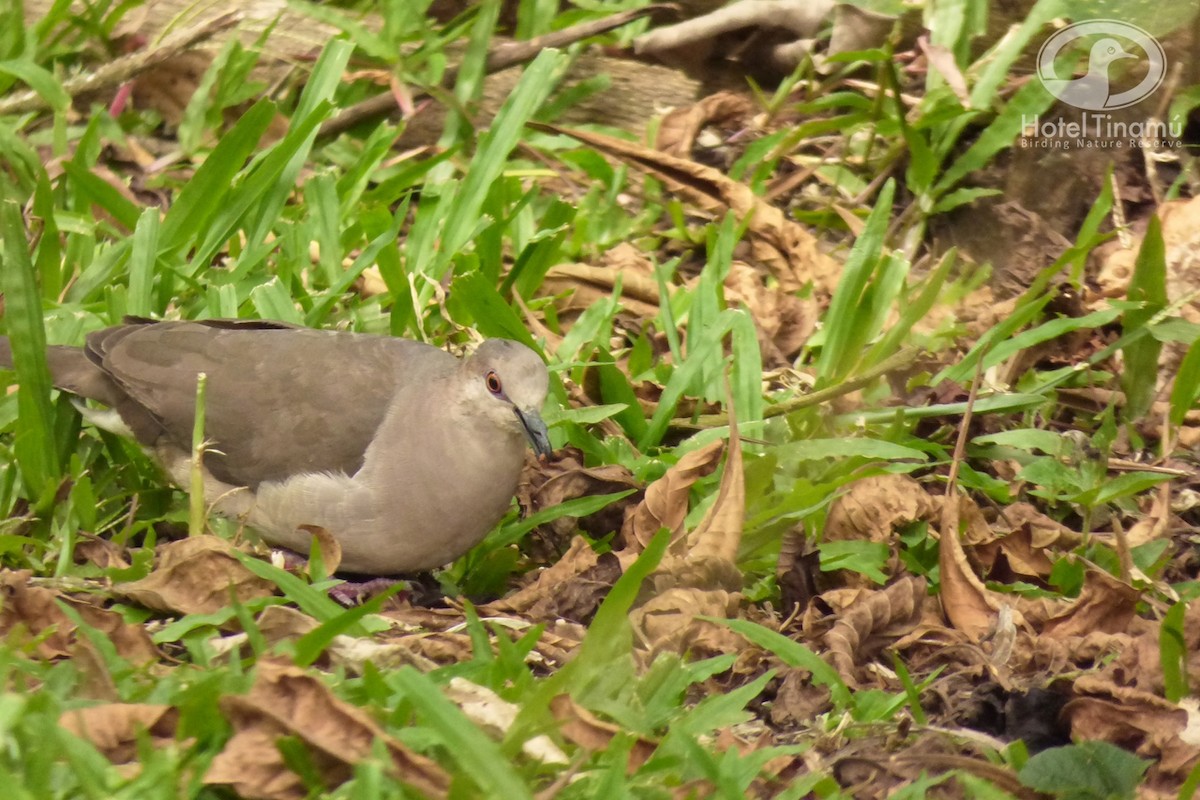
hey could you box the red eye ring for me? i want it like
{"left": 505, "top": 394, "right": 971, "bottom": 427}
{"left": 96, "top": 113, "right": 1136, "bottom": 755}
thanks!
{"left": 485, "top": 371, "right": 503, "bottom": 395}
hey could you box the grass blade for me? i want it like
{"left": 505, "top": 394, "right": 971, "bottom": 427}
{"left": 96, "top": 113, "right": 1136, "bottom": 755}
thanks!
{"left": 1121, "top": 214, "right": 1167, "bottom": 421}
{"left": 0, "top": 197, "right": 60, "bottom": 502}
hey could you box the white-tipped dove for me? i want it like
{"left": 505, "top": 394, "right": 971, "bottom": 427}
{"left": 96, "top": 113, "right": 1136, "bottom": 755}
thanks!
{"left": 0, "top": 318, "right": 552, "bottom": 574}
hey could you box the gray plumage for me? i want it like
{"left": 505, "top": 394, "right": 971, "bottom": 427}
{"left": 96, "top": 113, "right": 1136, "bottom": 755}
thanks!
{"left": 0, "top": 318, "right": 552, "bottom": 574}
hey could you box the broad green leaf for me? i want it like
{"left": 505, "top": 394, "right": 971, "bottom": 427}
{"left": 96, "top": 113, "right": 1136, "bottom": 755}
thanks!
{"left": 293, "top": 583, "right": 407, "bottom": 667}
{"left": 1019, "top": 740, "right": 1148, "bottom": 798}
{"left": 418, "top": 48, "right": 565, "bottom": 289}
{"left": 1085, "top": 470, "right": 1173, "bottom": 506}
{"left": 972, "top": 429, "right": 1069, "bottom": 455}
{"left": 773, "top": 438, "right": 928, "bottom": 462}
{"left": 819, "top": 540, "right": 890, "bottom": 584}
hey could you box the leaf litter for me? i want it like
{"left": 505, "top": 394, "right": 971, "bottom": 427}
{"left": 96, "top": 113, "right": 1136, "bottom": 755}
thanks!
{"left": 3, "top": 3, "right": 1200, "bottom": 797}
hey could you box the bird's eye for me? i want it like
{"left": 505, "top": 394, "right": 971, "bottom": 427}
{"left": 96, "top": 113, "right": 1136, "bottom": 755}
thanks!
{"left": 485, "top": 371, "right": 503, "bottom": 396}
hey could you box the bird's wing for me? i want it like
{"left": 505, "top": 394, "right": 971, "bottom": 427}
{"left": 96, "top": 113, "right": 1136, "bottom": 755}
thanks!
{"left": 90, "top": 319, "right": 455, "bottom": 487}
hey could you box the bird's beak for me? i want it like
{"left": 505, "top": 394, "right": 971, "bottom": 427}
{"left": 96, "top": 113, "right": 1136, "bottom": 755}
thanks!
{"left": 515, "top": 407, "right": 553, "bottom": 459}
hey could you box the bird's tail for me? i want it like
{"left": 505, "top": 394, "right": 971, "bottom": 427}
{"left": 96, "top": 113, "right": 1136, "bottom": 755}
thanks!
{"left": 0, "top": 336, "right": 124, "bottom": 407}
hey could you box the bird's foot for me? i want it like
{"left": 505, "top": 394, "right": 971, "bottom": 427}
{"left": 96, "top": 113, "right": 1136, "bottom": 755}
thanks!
{"left": 269, "top": 547, "right": 411, "bottom": 606}
{"left": 328, "top": 576, "right": 410, "bottom": 607}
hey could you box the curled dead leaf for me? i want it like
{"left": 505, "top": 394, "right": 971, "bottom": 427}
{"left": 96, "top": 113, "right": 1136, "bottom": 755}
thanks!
{"left": 550, "top": 694, "right": 657, "bottom": 771}
{"left": 1062, "top": 695, "right": 1198, "bottom": 782}
{"left": 74, "top": 534, "right": 131, "bottom": 570}
{"left": 975, "top": 503, "right": 1078, "bottom": 580}
{"left": 115, "top": 537, "right": 276, "bottom": 616}
{"left": 621, "top": 440, "right": 725, "bottom": 552}
{"left": 488, "top": 536, "right": 623, "bottom": 624}
{"left": 297, "top": 524, "right": 342, "bottom": 576}
{"left": 0, "top": 570, "right": 160, "bottom": 665}
{"left": 685, "top": 426, "right": 744, "bottom": 564}
{"left": 630, "top": 586, "right": 743, "bottom": 658}
{"left": 204, "top": 660, "right": 448, "bottom": 799}
{"left": 60, "top": 704, "right": 178, "bottom": 765}
{"left": 631, "top": 413, "right": 747, "bottom": 657}
{"left": 824, "top": 576, "right": 926, "bottom": 685}
{"left": 770, "top": 668, "right": 833, "bottom": 726}
{"left": 517, "top": 445, "right": 642, "bottom": 542}
{"left": 656, "top": 91, "right": 757, "bottom": 156}
{"left": 824, "top": 474, "right": 937, "bottom": 543}
{"left": 1039, "top": 566, "right": 1139, "bottom": 640}
{"left": 938, "top": 494, "right": 1022, "bottom": 642}
{"left": 724, "top": 260, "right": 816, "bottom": 365}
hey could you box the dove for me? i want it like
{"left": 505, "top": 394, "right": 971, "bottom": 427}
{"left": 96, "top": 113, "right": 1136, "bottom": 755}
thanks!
{"left": 0, "top": 318, "right": 551, "bottom": 574}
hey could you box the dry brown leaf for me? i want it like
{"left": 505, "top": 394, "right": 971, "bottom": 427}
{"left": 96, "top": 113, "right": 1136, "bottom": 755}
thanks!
{"left": 115, "top": 537, "right": 276, "bottom": 616}
{"left": 60, "top": 704, "right": 178, "bottom": 764}
{"left": 685, "top": 427, "right": 744, "bottom": 564}
{"left": 1039, "top": 566, "right": 1139, "bottom": 639}
{"left": 204, "top": 660, "right": 449, "bottom": 799}
{"left": 621, "top": 440, "right": 725, "bottom": 552}
{"left": 823, "top": 474, "right": 985, "bottom": 593}
{"left": 630, "top": 587, "right": 744, "bottom": 658}
{"left": 973, "top": 527, "right": 1055, "bottom": 581}
{"left": 824, "top": 576, "right": 926, "bottom": 685}
{"left": 255, "top": 605, "right": 320, "bottom": 643}
{"left": 629, "top": 414, "right": 747, "bottom": 657}
{"left": 1063, "top": 695, "right": 1199, "bottom": 781}
{"left": 517, "top": 445, "right": 642, "bottom": 540}
{"left": 549, "top": 694, "right": 657, "bottom": 771}
{"left": 0, "top": 570, "right": 160, "bottom": 665}
{"left": 487, "top": 536, "right": 623, "bottom": 623}
{"left": 938, "top": 495, "right": 1018, "bottom": 642}
{"left": 531, "top": 122, "right": 841, "bottom": 293}
{"left": 769, "top": 667, "right": 833, "bottom": 726}
{"left": 542, "top": 262, "right": 662, "bottom": 320}
{"left": 1125, "top": 490, "right": 1172, "bottom": 548}
{"left": 656, "top": 91, "right": 756, "bottom": 156}
{"left": 1110, "top": 602, "right": 1200, "bottom": 697}
{"left": 976, "top": 503, "right": 1082, "bottom": 581}
{"left": 724, "top": 260, "right": 816, "bottom": 364}
{"left": 916, "top": 36, "right": 969, "bottom": 106}
{"left": 243, "top": 605, "right": 440, "bottom": 673}
{"left": 74, "top": 534, "right": 131, "bottom": 570}
{"left": 824, "top": 474, "right": 937, "bottom": 543}
{"left": 540, "top": 242, "right": 661, "bottom": 322}
{"left": 298, "top": 525, "right": 342, "bottom": 576}
{"left": 1018, "top": 629, "right": 1129, "bottom": 675}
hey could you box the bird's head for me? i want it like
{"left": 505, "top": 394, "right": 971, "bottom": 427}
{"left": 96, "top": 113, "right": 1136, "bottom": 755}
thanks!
{"left": 463, "top": 339, "right": 552, "bottom": 458}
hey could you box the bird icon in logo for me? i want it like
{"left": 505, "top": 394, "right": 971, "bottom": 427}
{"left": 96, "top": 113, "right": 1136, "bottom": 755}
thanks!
{"left": 1041, "top": 37, "right": 1138, "bottom": 110}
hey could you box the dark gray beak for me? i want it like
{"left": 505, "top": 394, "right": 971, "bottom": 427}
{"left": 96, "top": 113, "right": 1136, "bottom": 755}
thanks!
{"left": 516, "top": 407, "right": 552, "bottom": 459}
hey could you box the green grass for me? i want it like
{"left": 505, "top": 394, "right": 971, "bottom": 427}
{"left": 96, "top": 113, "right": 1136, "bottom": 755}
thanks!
{"left": 0, "top": 0, "right": 1196, "bottom": 797}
